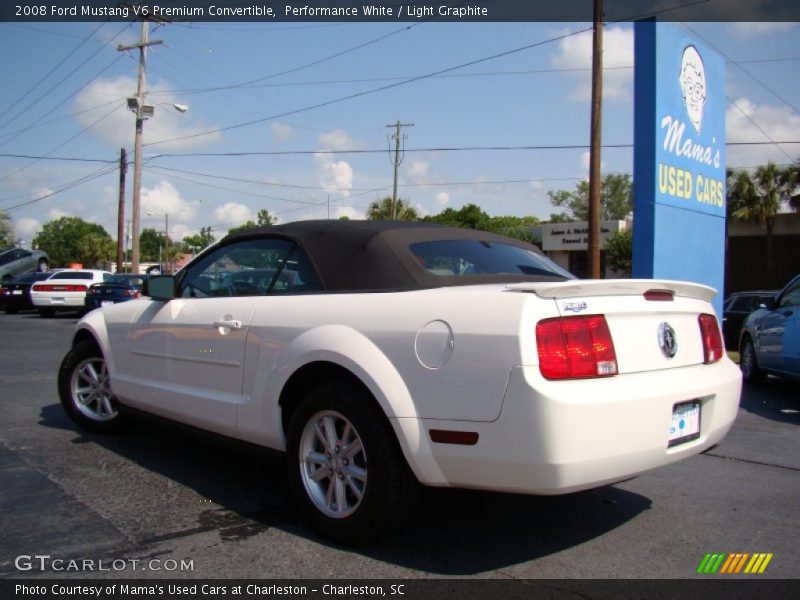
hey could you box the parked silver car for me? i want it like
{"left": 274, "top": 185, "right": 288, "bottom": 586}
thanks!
{"left": 0, "top": 247, "right": 49, "bottom": 282}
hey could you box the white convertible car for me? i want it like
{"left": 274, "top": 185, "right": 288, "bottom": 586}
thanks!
{"left": 58, "top": 220, "right": 741, "bottom": 543}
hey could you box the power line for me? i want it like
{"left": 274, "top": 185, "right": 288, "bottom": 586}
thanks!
{"left": 2, "top": 165, "right": 118, "bottom": 211}
{"left": 0, "top": 23, "right": 128, "bottom": 135}
{"left": 143, "top": 27, "right": 594, "bottom": 148}
{"left": 0, "top": 102, "right": 124, "bottom": 184}
{"left": 143, "top": 166, "right": 324, "bottom": 206}
{"left": 0, "top": 98, "right": 121, "bottom": 141}
{"left": 0, "top": 22, "right": 106, "bottom": 125}
{"left": 0, "top": 51, "right": 127, "bottom": 151}
{"left": 2, "top": 140, "right": 795, "bottom": 168}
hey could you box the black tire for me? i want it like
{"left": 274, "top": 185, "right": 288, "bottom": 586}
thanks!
{"left": 36, "top": 259, "right": 49, "bottom": 272}
{"left": 286, "top": 380, "right": 418, "bottom": 545}
{"left": 740, "top": 337, "right": 766, "bottom": 384}
{"left": 5, "top": 307, "right": 18, "bottom": 315}
{"left": 58, "top": 340, "right": 128, "bottom": 433}
{"left": 39, "top": 309, "right": 55, "bottom": 318}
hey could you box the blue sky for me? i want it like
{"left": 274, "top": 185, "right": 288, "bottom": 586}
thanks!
{"left": 0, "top": 20, "right": 798, "bottom": 245}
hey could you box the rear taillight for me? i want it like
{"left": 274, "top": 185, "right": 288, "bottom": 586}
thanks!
{"left": 123, "top": 289, "right": 140, "bottom": 298}
{"left": 86, "top": 288, "right": 97, "bottom": 295}
{"left": 536, "top": 315, "right": 618, "bottom": 380}
{"left": 0, "top": 287, "right": 7, "bottom": 296}
{"left": 698, "top": 313, "right": 724, "bottom": 363}
{"left": 32, "top": 284, "right": 88, "bottom": 292}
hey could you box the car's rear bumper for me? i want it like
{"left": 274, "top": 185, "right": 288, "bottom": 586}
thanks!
{"left": 32, "top": 295, "right": 86, "bottom": 310}
{"left": 400, "top": 359, "right": 741, "bottom": 494}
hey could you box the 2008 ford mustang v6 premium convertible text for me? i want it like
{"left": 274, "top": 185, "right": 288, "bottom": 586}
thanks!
{"left": 58, "top": 220, "right": 741, "bottom": 543}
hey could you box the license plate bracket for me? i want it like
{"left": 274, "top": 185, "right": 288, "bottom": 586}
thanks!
{"left": 668, "top": 400, "right": 701, "bottom": 447}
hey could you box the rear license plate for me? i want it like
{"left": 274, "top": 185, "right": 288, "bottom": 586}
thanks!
{"left": 101, "top": 301, "right": 114, "bottom": 307}
{"left": 51, "top": 297, "right": 65, "bottom": 304}
{"left": 668, "top": 401, "right": 701, "bottom": 447}
{"left": 12, "top": 290, "right": 22, "bottom": 295}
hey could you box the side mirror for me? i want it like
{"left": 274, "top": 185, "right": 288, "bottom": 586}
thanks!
{"left": 143, "top": 275, "right": 176, "bottom": 301}
{"left": 759, "top": 298, "right": 776, "bottom": 310}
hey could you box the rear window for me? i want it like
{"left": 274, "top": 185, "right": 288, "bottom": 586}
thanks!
{"left": 107, "top": 275, "right": 144, "bottom": 286}
{"left": 410, "top": 240, "right": 574, "bottom": 280}
{"left": 49, "top": 271, "right": 94, "bottom": 280}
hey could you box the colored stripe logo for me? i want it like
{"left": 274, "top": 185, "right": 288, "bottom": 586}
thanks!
{"left": 697, "top": 553, "right": 773, "bottom": 574}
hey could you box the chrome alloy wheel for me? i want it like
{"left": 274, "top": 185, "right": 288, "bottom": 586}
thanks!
{"left": 298, "top": 410, "right": 367, "bottom": 519}
{"left": 69, "top": 357, "right": 117, "bottom": 421}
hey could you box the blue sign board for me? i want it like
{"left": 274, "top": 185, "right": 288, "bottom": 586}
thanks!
{"left": 633, "top": 21, "right": 727, "bottom": 317}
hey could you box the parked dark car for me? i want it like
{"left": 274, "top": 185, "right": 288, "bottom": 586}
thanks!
{"left": 84, "top": 274, "right": 147, "bottom": 312}
{"left": 0, "top": 271, "right": 56, "bottom": 314}
{"left": 722, "top": 290, "right": 777, "bottom": 349}
{"left": 739, "top": 274, "right": 800, "bottom": 383}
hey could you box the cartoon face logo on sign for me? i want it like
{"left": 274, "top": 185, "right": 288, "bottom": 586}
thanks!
{"left": 679, "top": 45, "right": 707, "bottom": 134}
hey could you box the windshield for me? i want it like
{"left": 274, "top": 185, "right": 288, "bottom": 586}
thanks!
{"left": 409, "top": 240, "right": 575, "bottom": 280}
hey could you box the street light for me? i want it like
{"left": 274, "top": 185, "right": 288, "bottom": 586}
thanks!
{"left": 146, "top": 211, "right": 169, "bottom": 274}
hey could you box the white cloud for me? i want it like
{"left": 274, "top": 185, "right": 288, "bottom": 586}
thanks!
{"left": 47, "top": 208, "right": 69, "bottom": 220}
{"left": 317, "top": 129, "right": 360, "bottom": 152}
{"left": 316, "top": 159, "right": 354, "bottom": 195}
{"left": 314, "top": 129, "right": 357, "bottom": 195}
{"left": 14, "top": 217, "right": 40, "bottom": 240}
{"left": 213, "top": 202, "right": 255, "bottom": 225}
{"left": 270, "top": 122, "right": 293, "bottom": 141}
{"left": 406, "top": 159, "right": 430, "bottom": 181}
{"left": 436, "top": 191, "right": 450, "bottom": 206}
{"left": 728, "top": 22, "right": 796, "bottom": 39}
{"left": 726, "top": 98, "right": 800, "bottom": 166}
{"left": 335, "top": 206, "right": 365, "bottom": 220}
{"left": 73, "top": 76, "right": 221, "bottom": 150}
{"left": 551, "top": 26, "right": 633, "bottom": 101}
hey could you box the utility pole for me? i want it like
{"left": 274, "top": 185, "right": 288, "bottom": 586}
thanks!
{"left": 164, "top": 212, "right": 169, "bottom": 274}
{"left": 386, "top": 120, "right": 413, "bottom": 220}
{"left": 587, "top": 0, "right": 604, "bottom": 279}
{"left": 116, "top": 147, "right": 127, "bottom": 273}
{"left": 118, "top": 19, "right": 162, "bottom": 274}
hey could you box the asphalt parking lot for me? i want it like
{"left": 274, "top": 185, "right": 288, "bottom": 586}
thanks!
{"left": 0, "top": 311, "right": 798, "bottom": 581}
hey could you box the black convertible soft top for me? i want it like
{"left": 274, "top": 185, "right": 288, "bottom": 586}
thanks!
{"left": 223, "top": 220, "right": 568, "bottom": 292}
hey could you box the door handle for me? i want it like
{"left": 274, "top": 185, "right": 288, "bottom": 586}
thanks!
{"left": 213, "top": 319, "right": 242, "bottom": 330}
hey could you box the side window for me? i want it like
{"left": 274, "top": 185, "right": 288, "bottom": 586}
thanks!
{"left": 779, "top": 284, "right": 800, "bottom": 309}
{"left": 273, "top": 246, "right": 322, "bottom": 294}
{"left": 730, "top": 296, "right": 752, "bottom": 312}
{"left": 178, "top": 238, "right": 321, "bottom": 298}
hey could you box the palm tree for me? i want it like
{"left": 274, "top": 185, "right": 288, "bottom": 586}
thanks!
{"left": 730, "top": 162, "right": 795, "bottom": 271}
{"left": 367, "top": 197, "right": 418, "bottom": 221}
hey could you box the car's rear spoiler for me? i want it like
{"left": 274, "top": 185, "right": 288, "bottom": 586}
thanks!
{"left": 507, "top": 279, "right": 717, "bottom": 303}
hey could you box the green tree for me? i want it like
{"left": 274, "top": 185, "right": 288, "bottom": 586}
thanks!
{"left": 256, "top": 209, "right": 277, "bottom": 226}
{"left": 730, "top": 162, "right": 796, "bottom": 271}
{"left": 604, "top": 228, "right": 633, "bottom": 277}
{"left": 34, "top": 216, "right": 114, "bottom": 267}
{"left": 139, "top": 228, "right": 165, "bottom": 262}
{"left": 182, "top": 227, "right": 215, "bottom": 253}
{"left": 367, "top": 197, "right": 419, "bottom": 221}
{"left": 227, "top": 208, "right": 278, "bottom": 235}
{"left": 485, "top": 215, "right": 540, "bottom": 243}
{"left": 76, "top": 232, "right": 116, "bottom": 266}
{"left": 0, "top": 210, "right": 13, "bottom": 247}
{"left": 424, "top": 203, "right": 490, "bottom": 229}
{"left": 547, "top": 173, "right": 633, "bottom": 222}
{"left": 228, "top": 221, "right": 258, "bottom": 235}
